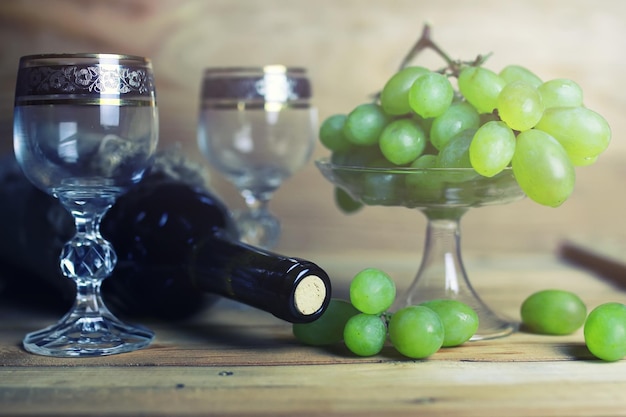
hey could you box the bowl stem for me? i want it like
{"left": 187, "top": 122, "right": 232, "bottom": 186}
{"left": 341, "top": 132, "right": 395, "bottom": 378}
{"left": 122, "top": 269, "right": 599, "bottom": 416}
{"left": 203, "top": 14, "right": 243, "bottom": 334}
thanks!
{"left": 392, "top": 209, "right": 517, "bottom": 340}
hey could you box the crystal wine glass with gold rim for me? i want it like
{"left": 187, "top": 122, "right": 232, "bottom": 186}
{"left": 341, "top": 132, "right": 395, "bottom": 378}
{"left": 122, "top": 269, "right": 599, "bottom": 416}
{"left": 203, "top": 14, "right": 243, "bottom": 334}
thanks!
{"left": 198, "top": 66, "right": 317, "bottom": 249}
{"left": 13, "top": 53, "right": 158, "bottom": 357}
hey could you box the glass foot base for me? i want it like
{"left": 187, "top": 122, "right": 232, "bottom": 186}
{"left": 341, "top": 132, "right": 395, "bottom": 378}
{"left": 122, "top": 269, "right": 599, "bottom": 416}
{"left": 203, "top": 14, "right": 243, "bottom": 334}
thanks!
{"left": 468, "top": 305, "right": 517, "bottom": 341}
{"left": 23, "top": 311, "right": 154, "bottom": 357}
{"left": 396, "top": 290, "right": 517, "bottom": 341}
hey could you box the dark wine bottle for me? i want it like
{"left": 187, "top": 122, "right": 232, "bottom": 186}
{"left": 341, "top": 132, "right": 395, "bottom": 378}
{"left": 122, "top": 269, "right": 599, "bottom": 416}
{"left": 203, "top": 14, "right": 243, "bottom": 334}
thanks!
{"left": 0, "top": 150, "right": 331, "bottom": 323}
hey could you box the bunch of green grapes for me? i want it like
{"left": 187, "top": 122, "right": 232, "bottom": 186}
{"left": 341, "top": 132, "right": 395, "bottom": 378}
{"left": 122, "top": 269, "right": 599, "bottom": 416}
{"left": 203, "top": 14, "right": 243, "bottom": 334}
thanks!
{"left": 320, "top": 57, "right": 611, "bottom": 208}
{"left": 293, "top": 268, "right": 479, "bottom": 358}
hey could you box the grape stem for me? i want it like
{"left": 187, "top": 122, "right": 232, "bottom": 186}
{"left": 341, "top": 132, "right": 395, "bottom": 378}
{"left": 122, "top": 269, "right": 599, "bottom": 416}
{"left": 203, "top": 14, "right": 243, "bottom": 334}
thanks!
{"left": 397, "top": 24, "right": 490, "bottom": 77}
{"left": 397, "top": 24, "right": 451, "bottom": 70}
{"left": 371, "top": 24, "right": 490, "bottom": 100}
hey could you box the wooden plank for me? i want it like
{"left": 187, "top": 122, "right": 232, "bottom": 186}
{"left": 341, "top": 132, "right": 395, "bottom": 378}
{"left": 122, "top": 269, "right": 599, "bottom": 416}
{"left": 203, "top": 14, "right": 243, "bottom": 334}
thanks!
{"left": 0, "top": 323, "right": 601, "bottom": 367}
{"left": 1, "top": 253, "right": 624, "bottom": 367}
{"left": 2, "top": 362, "right": 626, "bottom": 417}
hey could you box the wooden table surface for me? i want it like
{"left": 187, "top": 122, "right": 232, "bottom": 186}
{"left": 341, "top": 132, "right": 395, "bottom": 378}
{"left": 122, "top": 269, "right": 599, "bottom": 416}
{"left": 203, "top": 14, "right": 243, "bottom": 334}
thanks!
{"left": 2, "top": 250, "right": 626, "bottom": 417}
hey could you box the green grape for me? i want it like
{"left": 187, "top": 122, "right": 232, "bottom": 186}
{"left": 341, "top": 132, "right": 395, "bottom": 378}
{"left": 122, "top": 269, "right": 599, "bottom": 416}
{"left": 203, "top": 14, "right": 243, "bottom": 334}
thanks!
{"left": 366, "top": 157, "right": 396, "bottom": 169}
{"left": 349, "top": 268, "right": 396, "bottom": 315}
{"left": 458, "top": 66, "right": 506, "bottom": 114}
{"left": 343, "top": 103, "right": 389, "bottom": 146}
{"left": 331, "top": 145, "right": 382, "bottom": 166}
{"left": 343, "top": 313, "right": 387, "bottom": 356}
{"left": 407, "top": 135, "right": 478, "bottom": 206}
{"left": 319, "top": 114, "right": 352, "bottom": 152}
{"left": 330, "top": 146, "right": 382, "bottom": 192}
{"left": 413, "top": 113, "right": 434, "bottom": 133}
{"left": 520, "top": 289, "right": 587, "bottom": 335}
{"left": 436, "top": 128, "right": 475, "bottom": 168}
{"left": 498, "top": 64, "right": 543, "bottom": 88}
{"left": 537, "top": 79, "right": 583, "bottom": 109}
{"left": 405, "top": 155, "right": 442, "bottom": 202}
{"left": 535, "top": 106, "right": 611, "bottom": 163}
{"left": 380, "top": 66, "right": 430, "bottom": 115}
{"left": 511, "top": 129, "right": 575, "bottom": 207}
{"left": 405, "top": 176, "right": 438, "bottom": 203}
{"left": 584, "top": 302, "right": 626, "bottom": 362}
{"left": 419, "top": 299, "right": 479, "bottom": 347}
{"left": 388, "top": 305, "right": 444, "bottom": 359}
{"left": 379, "top": 118, "right": 427, "bottom": 165}
{"left": 334, "top": 187, "right": 363, "bottom": 214}
{"left": 361, "top": 158, "right": 403, "bottom": 206}
{"left": 408, "top": 71, "right": 454, "bottom": 119}
{"left": 362, "top": 173, "right": 402, "bottom": 206}
{"left": 569, "top": 154, "right": 598, "bottom": 167}
{"left": 293, "top": 299, "right": 360, "bottom": 346}
{"left": 411, "top": 154, "right": 438, "bottom": 168}
{"left": 430, "top": 101, "right": 480, "bottom": 151}
{"left": 496, "top": 81, "right": 544, "bottom": 131}
{"left": 469, "top": 121, "right": 516, "bottom": 177}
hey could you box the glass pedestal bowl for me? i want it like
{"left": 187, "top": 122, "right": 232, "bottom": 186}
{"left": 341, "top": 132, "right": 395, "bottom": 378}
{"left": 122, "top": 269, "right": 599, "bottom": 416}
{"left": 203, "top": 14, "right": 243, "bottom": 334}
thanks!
{"left": 316, "top": 158, "right": 526, "bottom": 340}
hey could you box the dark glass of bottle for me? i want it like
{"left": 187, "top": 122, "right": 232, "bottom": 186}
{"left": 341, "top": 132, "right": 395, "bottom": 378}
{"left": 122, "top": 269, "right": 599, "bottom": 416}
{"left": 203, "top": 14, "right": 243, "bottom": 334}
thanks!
{"left": 0, "top": 151, "right": 332, "bottom": 323}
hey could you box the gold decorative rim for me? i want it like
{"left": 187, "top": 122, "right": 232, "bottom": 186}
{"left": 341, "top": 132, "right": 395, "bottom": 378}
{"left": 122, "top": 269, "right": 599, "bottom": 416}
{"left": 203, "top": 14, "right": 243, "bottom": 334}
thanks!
{"left": 19, "top": 53, "right": 151, "bottom": 65}
{"left": 202, "top": 65, "right": 306, "bottom": 75}
{"left": 15, "top": 98, "right": 156, "bottom": 106}
{"left": 201, "top": 66, "right": 312, "bottom": 102}
{"left": 201, "top": 101, "right": 311, "bottom": 110}
{"left": 15, "top": 57, "right": 156, "bottom": 100}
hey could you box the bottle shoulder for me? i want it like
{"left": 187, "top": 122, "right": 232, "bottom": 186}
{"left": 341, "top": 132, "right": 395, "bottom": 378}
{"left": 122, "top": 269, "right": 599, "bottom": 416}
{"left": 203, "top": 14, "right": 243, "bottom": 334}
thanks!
{"left": 101, "top": 177, "right": 239, "bottom": 259}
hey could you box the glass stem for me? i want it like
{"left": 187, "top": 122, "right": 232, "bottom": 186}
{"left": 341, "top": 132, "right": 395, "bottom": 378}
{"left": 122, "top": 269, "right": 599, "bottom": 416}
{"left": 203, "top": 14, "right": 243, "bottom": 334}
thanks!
{"left": 23, "top": 194, "right": 154, "bottom": 357}
{"left": 59, "top": 196, "right": 116, "bottom": 316}
{"left": 241, "top": 190, "right": 271, "bottom": 216}
{"left": 236, "top": 190, "right": 281, "bottom": 249}
{"left": 73, "top": 279, "right": 106, "bottom": 316}
{"left": 396, "top": 207, "right": 516, "bottom": 340}
{"left": 405, "top": 210, "right": 469, "bottom": 305}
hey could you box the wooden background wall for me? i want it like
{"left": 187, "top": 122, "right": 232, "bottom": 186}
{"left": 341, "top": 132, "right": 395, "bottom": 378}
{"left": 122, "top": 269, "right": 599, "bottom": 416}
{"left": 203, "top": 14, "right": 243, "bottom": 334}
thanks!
{"left": 1, "top": 0, "right": 625, "bottom": 270}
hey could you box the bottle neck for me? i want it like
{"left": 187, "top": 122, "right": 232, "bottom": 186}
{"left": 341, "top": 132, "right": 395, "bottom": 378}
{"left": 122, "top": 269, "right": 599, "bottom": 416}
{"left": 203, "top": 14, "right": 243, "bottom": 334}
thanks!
{"left": 188, "top": 234, "right": 331, "bottom": 323}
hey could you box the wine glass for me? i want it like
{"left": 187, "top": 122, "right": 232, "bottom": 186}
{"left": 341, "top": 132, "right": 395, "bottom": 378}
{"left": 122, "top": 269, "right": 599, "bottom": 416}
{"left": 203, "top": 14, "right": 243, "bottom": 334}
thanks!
{"left": 13, "top": 53, "right": 159, "bottom": 357}
{"left": 316, "top": 159, "right": 526, "bottom": 340}
{"left": 198, "top": 66, "right": 317, "bottom": 249}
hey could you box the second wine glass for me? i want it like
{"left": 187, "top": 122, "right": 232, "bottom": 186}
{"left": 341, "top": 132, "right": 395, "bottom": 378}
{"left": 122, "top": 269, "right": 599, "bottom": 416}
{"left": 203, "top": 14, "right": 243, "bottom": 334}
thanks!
{"left": 198, "top": 66, "right": 317, "bottom": 249}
